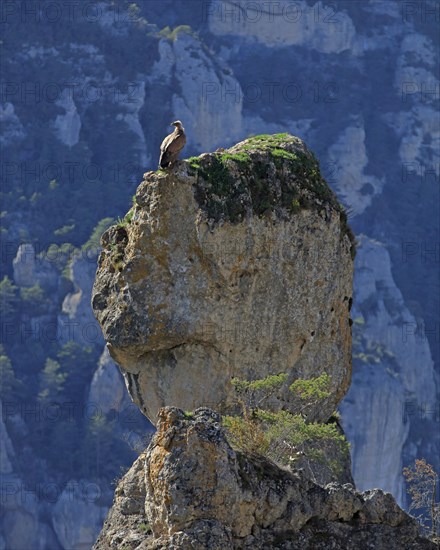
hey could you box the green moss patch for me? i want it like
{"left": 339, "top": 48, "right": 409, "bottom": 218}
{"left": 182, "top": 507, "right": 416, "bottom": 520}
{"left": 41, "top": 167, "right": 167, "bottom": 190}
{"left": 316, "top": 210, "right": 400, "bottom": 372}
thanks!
{"left": 186, "top": 133, "right": 355, "bottom": 256}
{"left": 187, "top": 156, "right": 202, "bottom": 170}
{"left": 244, "top": 133, "right": 291, "bottom": 147}
{"left": 220, "top": 152, "right": 251, "bottom": 165}
{"left": 192, "top": 156, "right": 249, "bottom": 222}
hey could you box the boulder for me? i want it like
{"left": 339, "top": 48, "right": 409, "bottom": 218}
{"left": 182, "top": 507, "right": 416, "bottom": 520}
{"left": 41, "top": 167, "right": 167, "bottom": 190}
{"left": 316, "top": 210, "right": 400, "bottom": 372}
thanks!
{"left": 92, "top": 134, "right": 354, "bottom": 425}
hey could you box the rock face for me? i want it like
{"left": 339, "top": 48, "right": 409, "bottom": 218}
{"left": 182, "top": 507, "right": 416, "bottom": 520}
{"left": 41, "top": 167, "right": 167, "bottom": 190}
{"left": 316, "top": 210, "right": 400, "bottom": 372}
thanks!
{"left": 87, "top": 347, "right": 129, "bottom": 417}
{"left": 12, "top": 243, "right": 59, "bottom": 292}
{"left": 93, "top": 452, "right": 150, "bottom": 550}
{"left": 94, "top": 407, "right": 435, "bottom": 549}
{"left": 327, "top": 123, "right": 384, "bottom": 216}
{"left": 0, "top": 401, "right": 62, "bottom": 550}
{"left": 208, "top": 0, "right": 356, "bottom": 53}
{"left": 12, "top": 244, "right": 36, "bottom": 287}
{"left": 341, "top": 236, "right": 437, "bottom": 504}
{"left": 3, "top": 4, "right": 439, "bottom": 524}
{"left": 58, "top": 251, "right": 104, "bottom": 348}
{"left": 53, "top": 88, "right": 82, "bottom": 148}
{"left": 51, "top": 480, "right": 108, "bottom": 550}
{"left": 151, "top": 32, "right": 244, "bottom": 153}
{"left": 92, "top": 134, "right": 354, "bottom": 425}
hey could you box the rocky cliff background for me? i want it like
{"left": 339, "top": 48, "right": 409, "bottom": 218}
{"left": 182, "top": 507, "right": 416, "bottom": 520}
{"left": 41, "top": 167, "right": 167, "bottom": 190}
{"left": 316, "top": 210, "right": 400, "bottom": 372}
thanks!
{"left": 0, "top": 1, "right": 438, "bottom": 548}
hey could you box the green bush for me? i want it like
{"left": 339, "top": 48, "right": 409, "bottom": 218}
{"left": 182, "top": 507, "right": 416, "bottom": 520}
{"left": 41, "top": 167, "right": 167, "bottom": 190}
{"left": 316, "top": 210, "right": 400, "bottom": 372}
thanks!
{"left": 19, "top": 283, "right": 49, "bottom": 315}
{"left": 0, "top": 276, "right": 18, "bottom": 316}
{"left": 223, "top": 372, "right": 349, "bottom": 480}
{"left": 82, "top": 217, "right": 115, "bottom": 252}
{"left": 37, "top": 358, "right": 67, "bottom": 405}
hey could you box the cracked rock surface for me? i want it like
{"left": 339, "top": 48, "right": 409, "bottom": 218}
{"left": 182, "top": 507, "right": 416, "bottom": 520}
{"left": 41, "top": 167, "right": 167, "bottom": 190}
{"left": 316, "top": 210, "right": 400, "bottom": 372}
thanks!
{"left": 93, "top": 407, "right": 435, "bottom": 549}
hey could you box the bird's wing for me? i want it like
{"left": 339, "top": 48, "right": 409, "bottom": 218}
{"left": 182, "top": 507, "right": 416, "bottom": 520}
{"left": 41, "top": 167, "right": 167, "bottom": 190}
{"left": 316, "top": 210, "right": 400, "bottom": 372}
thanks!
{"left": 159, "top": 148, "right": 173, "bottom": 167}
{"left": 166, "top": 133, "right": 186, "bottom": 154}
{"left": 160, "top": 133, "right": 174, "bottom": 153}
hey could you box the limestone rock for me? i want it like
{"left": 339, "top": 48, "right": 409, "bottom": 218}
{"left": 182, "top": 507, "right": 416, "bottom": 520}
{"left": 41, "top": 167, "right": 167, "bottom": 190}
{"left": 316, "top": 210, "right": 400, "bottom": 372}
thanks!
{"left": 0, "top": 401, "right": 62, "bottom": 549}
{"left": 53, "top": 88, "right": 81, "bottom": 147}
{"left": 340, "top": 236, "right": 437, "bottom": 504}
{"left": 87, "top": 346, "right": 152, "bottom": 449}
{"left": 326, "top": 123, "right": 384, "bottom": 216}
{"left": 115, "top": 81, "right": 150, "bottom": 168}
{"left": 150, "top": 31, "right": 243, "bottom": 153}
{"left": 93, "top": 453, "right": 151, "bottom": 549}
{"left": 88, "top": 347, "right": 128, "bottom": 416}
{"left": 208, "top": 0, "right": 356, "bottom": 54}
{"left": 170, "top": 32, "right": 243, "bottom": 153}
{"left": 59, "top": 251, "right": 104, "bottom": 347}
{"left": 385, "top": 105, "right": 440, "bottom": 181}
{"left": 94, "top": 407, "right": 435, "bottom": 549}
{"left": 12, "top": 244, "right": 36, "bottom": 287}
{"left": 52, "top": 480, "right": 108, "bottom": 550}
{"left": 12, "top": 243, "right": 60, "bottom": 293}
{"left": 92, "top": 134, "right": 354, "bottom": 425}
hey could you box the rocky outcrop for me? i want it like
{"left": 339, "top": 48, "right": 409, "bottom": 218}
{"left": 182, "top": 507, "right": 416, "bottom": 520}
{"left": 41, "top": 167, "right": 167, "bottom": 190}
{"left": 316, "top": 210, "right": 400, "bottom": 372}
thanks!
{"left": 94, "top": 407, "right": 435, "bottom": 549}
{"left": 88, "top": 347, "right": 129, "bottom": 416}
{"left": 53, "top": 88, "right": 82, "bottom": 148}
{"left": 93, "top": 452, "right": 150, "bottom": 550}
{"left": 58, "top": 251, "right": 104, "bottom": 348}
{"left": 12, "top": 243, "right": 59, "bottom": 292}
{"left": 87, "top": 346, "right": 152, "bottom": 452}
{"left": 1, "top": 3, "right": 438, "bottom": 543}
{"left": 327, "top": 123, "right": 384, "bottom": 216}
{"left": 92, "top": 134, "right": 354, "bottom": 425}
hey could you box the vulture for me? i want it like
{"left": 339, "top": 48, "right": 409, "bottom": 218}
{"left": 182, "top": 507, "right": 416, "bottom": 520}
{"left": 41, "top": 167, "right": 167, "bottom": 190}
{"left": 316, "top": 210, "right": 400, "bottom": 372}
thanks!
{"left": 159, "top": 120, "right": 186, "bottom": 168}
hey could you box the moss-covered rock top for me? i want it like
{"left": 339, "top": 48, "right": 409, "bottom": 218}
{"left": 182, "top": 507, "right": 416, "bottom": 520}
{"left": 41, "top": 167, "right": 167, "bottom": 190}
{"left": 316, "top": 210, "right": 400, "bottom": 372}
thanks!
{"left": 184, "top": 133, "right": 355, "bottom": 257}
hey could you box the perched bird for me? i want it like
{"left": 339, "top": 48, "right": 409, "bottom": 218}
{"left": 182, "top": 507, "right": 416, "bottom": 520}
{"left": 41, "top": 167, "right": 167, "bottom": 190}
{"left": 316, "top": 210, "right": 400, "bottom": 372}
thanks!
{"left": 159, "top": 120, "right": 186, "bottom": 169}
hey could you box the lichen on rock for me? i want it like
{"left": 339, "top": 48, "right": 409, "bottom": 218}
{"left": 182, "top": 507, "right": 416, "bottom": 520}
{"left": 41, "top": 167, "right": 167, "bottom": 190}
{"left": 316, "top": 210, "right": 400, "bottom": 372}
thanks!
{"left": 92, "top": 134, "right": 355, "bottom": 425}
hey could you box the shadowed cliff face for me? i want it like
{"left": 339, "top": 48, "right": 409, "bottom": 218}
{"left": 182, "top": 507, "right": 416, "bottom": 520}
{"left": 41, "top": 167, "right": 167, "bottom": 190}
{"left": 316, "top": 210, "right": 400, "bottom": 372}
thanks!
{"left": 93, "top": 407, "right": 436, "bottom": 550}
{"left": 92, "top": 135, "right": 354, "bottom": 425}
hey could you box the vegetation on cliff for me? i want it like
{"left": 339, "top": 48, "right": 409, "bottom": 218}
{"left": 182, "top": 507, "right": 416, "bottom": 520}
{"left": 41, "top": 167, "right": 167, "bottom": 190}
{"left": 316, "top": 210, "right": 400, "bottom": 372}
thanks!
{"left": 223, "top": 372, "right": 350, "bottom": 483}
{"left": 187, "top": 134, "right": 356, "bottom": 258}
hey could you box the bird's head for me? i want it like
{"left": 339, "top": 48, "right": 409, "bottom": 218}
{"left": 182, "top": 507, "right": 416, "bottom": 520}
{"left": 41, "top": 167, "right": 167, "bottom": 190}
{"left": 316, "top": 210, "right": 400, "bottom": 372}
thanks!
{"left": 171, "top": 120, "right": 183, "bottom": 129}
